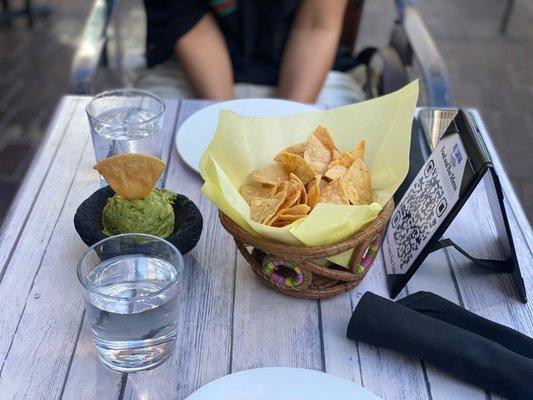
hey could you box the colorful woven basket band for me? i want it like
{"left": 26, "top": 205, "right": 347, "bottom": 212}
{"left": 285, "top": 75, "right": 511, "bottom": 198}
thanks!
{"left": 353, "top": 235, "right": 381, "bottom": 277}
{"left": 262, "top": 255, "right": 308, "bottom": 289}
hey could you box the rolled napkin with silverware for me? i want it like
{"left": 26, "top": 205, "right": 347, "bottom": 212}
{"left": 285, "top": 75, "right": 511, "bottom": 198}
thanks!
{"left": 346, "top": 291, "right": 533, "bottom": 400}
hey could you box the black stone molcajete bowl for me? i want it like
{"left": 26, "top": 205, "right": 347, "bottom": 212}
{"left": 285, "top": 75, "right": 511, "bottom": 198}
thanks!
{"left": 74, "top": 186, "right": 203, "bottom": 255}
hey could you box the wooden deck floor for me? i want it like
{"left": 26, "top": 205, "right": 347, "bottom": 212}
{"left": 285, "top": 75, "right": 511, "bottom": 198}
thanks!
{"left": 0, "top": 0, "right": 531, "bottom": 223}
{"left": 0, "top": 0, "right": 92, "bottom": 221}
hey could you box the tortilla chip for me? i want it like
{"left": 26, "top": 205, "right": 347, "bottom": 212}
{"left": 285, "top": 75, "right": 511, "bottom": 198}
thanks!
{"left": 318, "top": 178, "right": 350, "bottom": 205}
{"left": 276, "top": 214, "right": 308, "bottom": 221}
{"left": 325, "top": 165, "right": 347, "bottom": 181}
{"left": 250, "top": 191, "right": 285, "bottom": 224}
{"left": 342, "top": 158, "right": 373, "bottom": 205}
{"left": 306, "top": 176, "right": 319, "bottom": 209}
{"left": 287, "top": 173, "right": 307, "bottom": 205}
{"left": 269, "top": 203, "right": 310, "bottom": 227}
{"left": 240, "top": 127, "right": 371, "bottom": 227}
{"left": 307, "top": 189, "right": 318, "bottom": 209}
{"left": 279, "top": 204, "right": 311, "bottom": 216}
{"left": 290, "top": 173, "right": 304, "bottom": 186}
{"left": 278, "top": 143, "right": 305, "bottom": 157}
{"left": 271, "top": 216, "right": 307, "bottom": 227}
{"left": 239, "top": 185, "right": 273, "bottom": 205}
{"left": 265, "top": 183, "right": 280, "bottom": 197}
{"left": 326, "top": 141, "right": 365, "bottom": 171}
{"left": 273, "top": 180, "right": 289, "bottom": 195}
{"left": 249, "top": 163, "right": 289, "bottom": 185}
{"left": 272, "top": 215, "right": 306, "bottom": 226}
{"left": 331, "top": 148, "right": 342, "bottom": 159}
{"left": 350, "top": 140, "right": 365, "bottom": 161}
{"left": 278, "top": 174, "right": 302, "bottom": 210}
{"left": 327, "top": 152, "right": 355, "bottom": 169}
{"left": 298, "top": 185, "right": 308, "bottom": 205}
{"left": 274, "top": 152, "right": 316, "bottom": 184}
{"left": 281, "top": 188, "right": 301, "bottom": 211}
{"left": 303, "top": 133, "right": 332, "bottom": 174}
{"left": 313, "top": 125, "right": 338, "bottom": 156}
{"left": 262, "top": 175, "right": 307, "bottom": 226}
{"left": 93, "top": 153, "right": 165, "bottom": 200}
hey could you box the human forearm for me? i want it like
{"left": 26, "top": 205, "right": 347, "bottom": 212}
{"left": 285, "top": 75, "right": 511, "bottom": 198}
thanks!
{"left": 278, "top": 28, "right": 340, "bottom": 103}
{"left": 278, "top": 0, "right": 347, "bottom": 103}
{"left": 174, "top": 13, "right": 234, "bottom": 100}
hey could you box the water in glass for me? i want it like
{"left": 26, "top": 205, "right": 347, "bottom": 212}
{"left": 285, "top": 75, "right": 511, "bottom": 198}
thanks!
{"left": 86, "top": 89, "right": 165, "bottom": 162}
{"left": 91, "top": 107, "right": 162, "bottom": 160}
{"left": 84, "top": 253, "right": 179, "bottom": 372}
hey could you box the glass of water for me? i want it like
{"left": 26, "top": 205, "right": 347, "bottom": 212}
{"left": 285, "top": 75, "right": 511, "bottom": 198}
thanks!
{"left": 77, "top": 233, "right": 183, "bottom": 372}
{"left": 86, "top": 89, "right": 165, "bottom": 161}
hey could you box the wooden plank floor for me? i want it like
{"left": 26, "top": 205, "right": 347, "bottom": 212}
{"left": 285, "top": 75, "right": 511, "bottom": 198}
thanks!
{"left": 0, "top": 0, "right": 92, "bottom": 222}
{"left": 0, "top": 0, "right": 531, "bottom": 225}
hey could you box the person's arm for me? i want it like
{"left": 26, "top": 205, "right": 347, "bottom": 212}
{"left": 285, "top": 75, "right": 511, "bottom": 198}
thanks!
{"left": 174, "top": 12, "right": 234, "bottom": 100}
{"left": 278, "top": 0, "right": 348, "bottom": 103}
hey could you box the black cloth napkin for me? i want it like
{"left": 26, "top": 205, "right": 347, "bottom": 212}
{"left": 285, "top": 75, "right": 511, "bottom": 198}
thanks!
{"left": 397, "top": 291, "right": 533, "bottom": 358}
{"left": 346, "top": 291, "right": 533, "bottom": 400}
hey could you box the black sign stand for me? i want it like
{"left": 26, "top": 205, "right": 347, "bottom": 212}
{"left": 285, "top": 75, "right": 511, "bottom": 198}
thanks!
{"left": 384, "top": 110, "right": 526, "bottom": 303}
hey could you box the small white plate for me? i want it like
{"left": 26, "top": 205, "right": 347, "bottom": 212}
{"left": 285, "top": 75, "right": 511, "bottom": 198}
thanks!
{"left": 175, "top": 98, "right": 317, "bottom": 174}
{"left": 185, "top": 367, "right": 380, "bottom": 400}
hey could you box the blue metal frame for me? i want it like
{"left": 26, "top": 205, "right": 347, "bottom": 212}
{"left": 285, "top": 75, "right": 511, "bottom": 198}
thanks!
{"left": 394, "top": 0, "right": 451, "bottom": 106}
{"left": 69, "top": 0, "right": 114, "bottom": 94}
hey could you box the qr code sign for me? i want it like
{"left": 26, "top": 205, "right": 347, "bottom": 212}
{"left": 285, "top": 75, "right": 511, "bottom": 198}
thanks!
{"left": 390, "top": 160, "right": 448, "bottom": 265}
{"left": 383, "top": 132, "right": 467, "bottom": 274}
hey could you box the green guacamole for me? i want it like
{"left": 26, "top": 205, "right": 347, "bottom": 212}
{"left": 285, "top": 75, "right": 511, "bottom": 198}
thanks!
{"left": 102, "top": 188, "right": 177, "bottom": 238}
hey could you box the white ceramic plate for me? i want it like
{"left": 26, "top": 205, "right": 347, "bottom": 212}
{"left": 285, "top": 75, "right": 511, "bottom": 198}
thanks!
{"left": 175, "top": 98, "right": 317, "bottom": 174}
{"left": 185, "top": 367, "right": 380, "bottom": 400}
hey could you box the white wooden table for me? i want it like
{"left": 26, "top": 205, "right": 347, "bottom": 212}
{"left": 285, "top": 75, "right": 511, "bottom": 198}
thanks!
{"left": 0, "top": 97, "right": 531, "bottom": 400}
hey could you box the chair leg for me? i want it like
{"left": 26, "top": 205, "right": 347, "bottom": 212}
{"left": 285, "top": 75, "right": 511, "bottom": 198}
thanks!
{"left": 101, "top": 41, "right": 109, "bottom": 67}
{"left": 500, "top": 0, "right": 515, "bottom": 34}
{"left": 25, "top": 0, "right": 32, "bottom": 27}
{"left": 0, "top": 0, "right": 50, "bottom": 28}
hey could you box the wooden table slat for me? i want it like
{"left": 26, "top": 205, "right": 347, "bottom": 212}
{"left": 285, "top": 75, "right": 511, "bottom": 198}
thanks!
{"left": 0, "top": 98, "right": 91, "bottom": 398}
{"left": 231, "top": 256, "right": 323, "bottom": 372}
{"left": 440, "top": 182, "right": 533, "bottom": 400}
{"left": 444, "top": 180, "right": 533, "bottom": 335}
{"left": 0, "top": 142, "right": 97, "bottom": 399}
{"left": 0, "top": 97, "right": 78, "bottom": 278}
{"left": 61, "top": 317, "right": 124, "bottom": 400}
{"left": 405, "top": 240, "right": 489, "bottom": 399}
{"left": 468, "top": 110, "right": 533, "bottom": 250}
{"left": 350, "top": 256, "right": 431, "bottom": 399}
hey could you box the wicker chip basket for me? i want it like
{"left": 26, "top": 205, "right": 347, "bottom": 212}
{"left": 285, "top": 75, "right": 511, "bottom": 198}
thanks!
{"left": 218, "top": 200, "right": 394, "bottom": 299}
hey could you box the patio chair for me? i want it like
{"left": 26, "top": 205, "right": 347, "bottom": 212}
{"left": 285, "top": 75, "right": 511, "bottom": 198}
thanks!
{"left": 70, "top": 0, "right": 451, "bottom": 107}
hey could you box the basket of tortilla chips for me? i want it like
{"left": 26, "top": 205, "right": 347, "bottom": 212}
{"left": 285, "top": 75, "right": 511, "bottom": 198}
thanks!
{"left": 200, "top": 82, "right": 418, "bottom": 299}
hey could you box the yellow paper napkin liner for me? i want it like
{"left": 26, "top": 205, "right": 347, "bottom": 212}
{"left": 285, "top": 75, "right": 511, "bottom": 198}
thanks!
{"left": 200, "top": 81, "right": 419, "bottom": 267}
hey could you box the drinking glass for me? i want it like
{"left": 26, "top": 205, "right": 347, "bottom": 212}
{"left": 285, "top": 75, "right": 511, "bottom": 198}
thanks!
{"left": 86, "top": 89, "right": 165, "bottom": 161}
{"left": 77, "top": 233, "right": 183, "bottom": 372}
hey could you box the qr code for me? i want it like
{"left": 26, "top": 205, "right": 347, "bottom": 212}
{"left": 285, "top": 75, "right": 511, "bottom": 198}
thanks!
{"left": 390, "top": 160, "right": 448, "bottom": 265}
